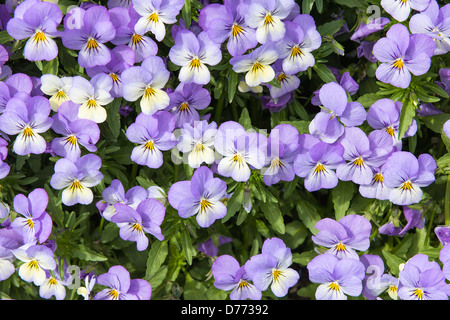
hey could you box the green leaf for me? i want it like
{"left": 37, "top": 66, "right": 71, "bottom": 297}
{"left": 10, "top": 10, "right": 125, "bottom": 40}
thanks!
{"left": 332, "top": 0, "right": 369, "bottom": 8}
{"left": 182, "top": 0, "right": 192, "bottom": 28}
{"left": 0, "top": 31, "right": 13, "bottom": 44}
{"left": 227, "top": 70, "right": 239, "bottom": 103}
{"left": 181, "top": 229, "right": 196, "bottom": 265}
{"left": 356, "top": 93, "right": 380, "bottom": 109}
{"left": 105, "top": 98, "right": 122, "bottom": 140}
{"left": 41, "top": 58, "right": 59, "bottom": 75}
{"left": 422, "top": 113, "right": 450, "bottom": 134}
{"left": 382, "top": 250, "right": 405, "bottom": 277}
{"left": 317, "top": 20, "right": 346, "bottom": 37}
{"left": 72, "top": 245, "right": 108, "bottom": 262}
{"left": 302, "top": 0, "right": 315, "bottom": 14}
{"left": 313, "top": 63, "right": 337, "bottom": 83}
{"left": 145, "top": 240, "right": 168, "bottom": 280}
{"left": 332, "top": 181, "right": 355, "bottom": 221}
{"left": 238, "top": 107, "right": 252, "bottom": 130}
{"left": 222, "top": 184, "right": 244, "bottom": 222}
{"left": 260, "top": 201, "right": 285, "bottom": 234}
{"left": 397, "top": 92, "right": 415, "bottom": 140}
{"left": 183, "top": 273, "right": 207, "bottom": 300}
{"left": 296, "top": 199, "right": 321, "bottom": 234}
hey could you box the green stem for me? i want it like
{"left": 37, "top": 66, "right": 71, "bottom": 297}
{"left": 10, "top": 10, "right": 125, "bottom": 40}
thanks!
{"left": 425, "top": 204, "right": 436, "bottom": 247}
{"left": 214, "top": 95, "right": 226, "bottom": 124}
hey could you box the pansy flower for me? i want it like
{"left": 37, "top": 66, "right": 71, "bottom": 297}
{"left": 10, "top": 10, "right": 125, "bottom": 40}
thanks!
{"left": 382, "top": 151, "right": 436, "bottom": 205}
{"left": 50, "top": 101, "right": 100, "bottom": 162}
{"left": 198, "top": 0, "right": 258, "bottom": 56}
{"left": 381, "top": 0, "right": 431, "bottom": 22}
{"left": 112, "top": 199, "right": 166, "bottom": 251}
{"left": 0, "top": 96, "right": 53, "bottom": 156}
{"left": 277, "top": 14, "right": 322, "bottom": 74}
{"left": 10, "top": 188, "right": 52, "bottom": 244}
{"left": 62, "top": 5, "right": 116, "bottom": 68}
{"left": 68, "top": 73, "right": 114, "bottom": 123}
{"left": 372, "top": 23, "right": 436, "bottom": 89}
{"left": 50, "top": 154, "right": 104, "bottom": 206}
{"left": 6, "top": 0, "right": 62, "bottom": 61}
{"left": 212, "top": 255, "right": 262, "bottom": 300}
{"left": 0, "top": 137, "right": 10, "bottom": 180}
{"left": 229, "top": 42, "right": 278, "bottom": 87}
{"left": 121, "top": 56, "right": 170, "bottom": 115}
{"left": 214, "top": 121, "right": 267, "bottom": 182}
{"left": 244, "top": 0, "right": 295, "bottom": 44}
{"left": 40, "top": 74, "right": 73, "bottom": 112}
{"left": 244, "top": 238, "right": 300, "bottom": 297}
{"left": 132, "top": 0, "right": 185, "bottom": 42}
{"left": 176, "top": 120, "right": 218, "bottom": 169}
{"left": 94, "top": 265, "right": 152, "bottom": 300}
{"left": 168, "top": 166, "right": 228, "bottom": 228}
{"left": 126, "top": 111, "right": 177, "bottom": 169}
{"left": 169, "top": 30, "right": 222, "bottom": 85}
{"left": 13, "top": 244, "right": 57, "bottom": 286}
{"left": 109, "top": 5, "right": 158, "bottom": 63}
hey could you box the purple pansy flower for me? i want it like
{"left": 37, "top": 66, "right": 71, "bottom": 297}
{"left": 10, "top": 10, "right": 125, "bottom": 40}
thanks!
{"left": 10, "top": 188, "right": 52, "bottom": 244}
{"left": 112, "top": 199, "right": 165, "bottom": 251}
{"left": 398, "top": 254, "right": 448, "bottom": 300}
{"left": 197, "top": 236, "right": 233, "bottom": 257}
{"left": 307, "top": 254, "right": 366, "bottom": 300}
{"left": 62, "top": 5, "right": 116, "bottom": 68}
{"left": 212, "top": 255, "right": 262, "bottom": 300}
{"left": 309, "top": 82, "right": 366, "bottom": 144}
{"left": 0, "top": 96, "right": 53, "bottom": 156}
{"left": 176, "top": 120, "right": 217, "bottom": 169}
{"left": 166, "top": 83, "right": 211, "bottom": 128}
{"left": 94, "top": 265, "right": 152, "bottom": 300}
{"left": 439, "top": 243, "right": 450, "bottom": 281}
{"left": 50, "top": 154, "right": 104, "bottom": 206}
{"left": 267, "top": 60, "right": 301, "bottom": 100}
{"left": 168, "top": 166, "right": 228, "bottom": 228}
{"left": 229, "top": 42, "right": 278, "bottom": 87}
{"left": 13, "top": 244, "right": 56, "bottom": 286}
{"left": 198, "top": 0, "right": 257, "bottom": 57}
{"left": 126, "top": 111, "right": 177, "bottom": 169}
{"left": 360, "top": 254, "right": 400, "bottom": 300}
{"left": 68, "top": 73, "right": 114, "bottom": 124}
{"left": 335, "top": 127, "right": 393, "bottom": 186}
{"left": 86, "top": 44, "right": 136, "bottom": 98}
{"left": 169, "top": 30, "right": 222, "bottom": 85}
{"left": 214, "top": 121, "right": 267, "bottom": 182}
{"left": 435, "top": 226, "right": 450, "bottom": 246}
{"left": 350, "top": 17, "right": 390, "bottom": 42}
{"left": 244, "top": 238, "right": 300, "bottom": 297}
{"left": 121, "top": 56, "right": 170, "bottom": 115}
{"left": 50, "top": 101, "right": 101, "bottom": 162}
{"left": 358, "top": 164, "right": 393, "bottom": 201}
{"left": 293, "top": 141, "right": 345, "bottom": 192}
{"left": 109, "top": 5, "right": 158, "bottom": 63}
{"left": 262, "top": 123, "right": 300, "bottom": 186}
{"left": 382, "top": 151, "right": 436, "bottom": 205}
{"left": 132, "top": 0, "right": 185, "bottom": 42}
{"left": 367, "top": 98, "right": 417, "bottom": 150}
{"left": 311, "top": 215, "right": 372, "bottom": 260}
{"left": 244, "top": 0, "right": 295, "bottom": 44}
{"left": 372, "top": 23, "right": 436, "bottom": 89}
{"left": 381, "top": 0, "right": 431, "bottom": 22}
{"left": 0, "top": 245, "right": 15, "bottom": 281}
{"left": 6, "top": 0, "right": 62, "bottom": 61}
{"left": 409, "top": 1, "right": 450, "bottom": 56}
{"left": 276, "top": 14, "right": 321, "bottom": 74}
{"left": 378, "top": 206, "right": 424, "bottom": 237}
{"left": 96, "top": 179, "right": 148, "bottom": 221}
{"left": 0, "top": 137, "right": 10, "bottom": 179}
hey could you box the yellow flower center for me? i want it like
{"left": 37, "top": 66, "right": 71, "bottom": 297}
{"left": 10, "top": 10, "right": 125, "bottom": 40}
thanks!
{"left": 200, "top": 198, "right": 212, "bottom": 212}
{"left": 27, "top": 260, "right": 40, "bottom": 270}
{"left": 144, "top": 86, "right": 156, "bottom": 99}
{"left": 33, "top": 30, "right": 47, "bottom": 43}
{"left": 55, "top": 90, "right": 67, "bottom": 100}
{"left": 131, "top": 223, "right": 143, "bottom": 233}
{"left": 131, "top": 33, "right": 143, "bottom": 46}
{"left": 144, "top": 140, "right": 155, "bottom": 151}
{"left": 373, "top": 173, "right": 384, "bottom": 183}
{"left": 237, "top": 280, "right": 250, "bottom": 289}
{"left": 413, "top": 288, "right": 424, "bottom": 300}
{"left": 148, "top": 12, "right": 159, "bottom": 23}
{"left": 86, "top": 38, "right": 99, "bottom": 51}
{"left": 353, "top": 157, "right": 364, "bottom": 167}
{"left": 22, "top": 126, "right": 34, "bottom": 138}
{"left": 231, "top": 24, "right": 244, "bottom": 37}
{"left": 401, "top": 181, "right": 413, "bottom": 191}
{"left": 110, "top": 73, "right": 119, "bottom": 83}
{"left": 272, "top": 269, "right": 283, "bottom": 282}
{"left": 189, "top": 58, "right": 201, "bottom": 69}
{"left": 335, "top": 242, "right": 346, "bottom": 252}
{"left": 386, "top": 126, "right": 395, "bottom": 136}
{"left": 264, "top": 14, "right": 274, "bottom": 26}
{"left": 65, "top": 135, "right": 78, "bottom": 146}
{"left": 179, "top": 102, "right": 190, "bottom": 111}
{"left": 69, "top": 180, "right": 83, "bottom": 192}
{"left": 277, "top": 73, "right": 288, "bottom": 83}
{"left": 194, "top": 143, "right": 205, "bottom": 153}
{"left": 107, "top": 289, "right": 120, "bottom": 300}
{"left": 48, "top": 278, "right": 59, "bottom": 286}
{"left": 314, "top": 163, "right": 326, "bottom": 174}
{"left": 329, "top": 282, "right": 340, "bottom": 291}
{"left": 86, "top": 99, "right": 98, "bottom": 108}
{"left": 291, "top": 46, "right": 303, "bottom": 57}
{"left": 393, "top": 58, "right": 404, "bottom": 70}
{"left": 250, "top": 62, "right": 264, "bottom": 74}
{"left": 232, "top": 153, "right": 244, "bottom": 165}
{"left": 26, "top": 218, "right": 34, "bottom": 229}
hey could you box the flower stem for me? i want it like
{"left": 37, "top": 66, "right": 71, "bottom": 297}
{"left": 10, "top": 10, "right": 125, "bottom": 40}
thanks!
{"left": 445, "top": 175, "right": 450, "bottom": 225}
